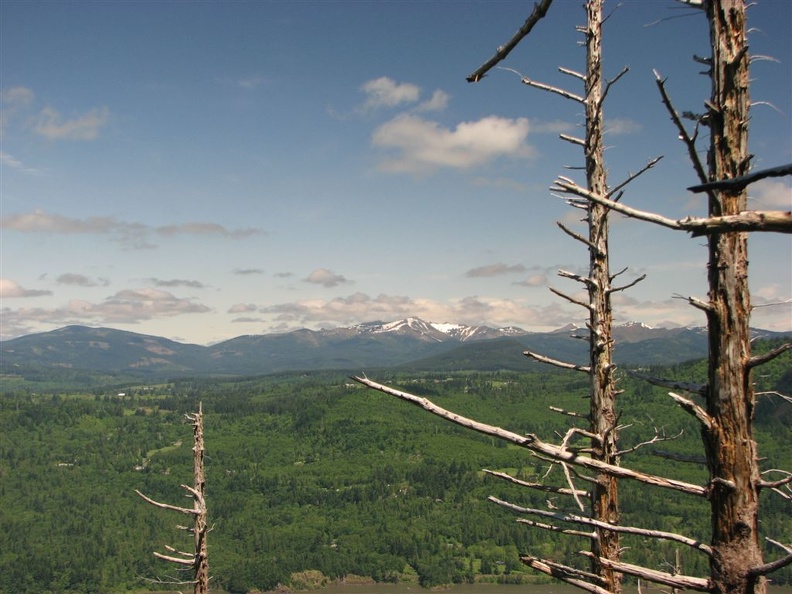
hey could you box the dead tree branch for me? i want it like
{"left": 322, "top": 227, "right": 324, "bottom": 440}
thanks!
{"left": 617, "top": 428, "right": 684, "bottom": 457}
{"left": 518, "top": 518, "right": 595, "bottom": 538}
{"left": 549, "top": 285, "right": 593, "bottom": 310}
{"left": 353, "top": 375, "right": 707, "bottom": 496}
{"left": 552, "top": 176, "right": 792, "bottom": 235}
{"left": 484, "top": 469, "right": 590, "bottom": 498}
{"left": 758, "top": 470, "right": 792, "bottom": 493}
{"left": 490, "top": 496, "right": 713, "bottom": 555}
{"left": 651, "top": 450, "right": 707, "bottom": 465}
{"left": 522, "top": 556, "right": 611, "bottom": 594}
{"left": 626, "top": 370, "right": 707, "bottom": 395}
{"left": 669, "top": 392, "right": 713, "bottom": 429}
{"left": 467, "top": 0, "right": 555, "bottom": 82}
{"left": 549, "top": 406, "right": 588, "bottom": 418}
{"left": 134, "top": 488, "right": 198, "bottom": 516}
{"left": 607, "top": 156, "right": 663, "bottom": 199}
{"left": 609, "top": 274, "right": 646, "bottom": 294}
{"left": 654, "top": 70, "right": 710, "bottom": 188}
{"left": 688, "top": 163, "right": 792, "bottom": 193}
{"left": 579, "top": 551, "right": 712, "bottom": 591}
{"left": 507, "top": 69, "right": 587, "bottom": 103}
{"left": 524, "top": 350, "right": 591, "bottom": 373}
{"left": 748, "top": 342, "right": 792, "bottom": 369}
{"left": 557, "top": 221, "right": 598, "bottom": 250}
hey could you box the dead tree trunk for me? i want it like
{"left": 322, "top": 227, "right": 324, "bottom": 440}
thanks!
{"left": 135, "top": 402, "right": 209, "bottom": 594}
{"left": 583, "top": 2, "right": 620, "bottom": 591}
{"left": 358, "top": 2, "right": 791, "bottom": 594}
{"left": 702, "top": 3, "right": 764, "bottom": 594}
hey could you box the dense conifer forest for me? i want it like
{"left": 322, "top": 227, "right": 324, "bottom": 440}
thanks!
{"left": 1, "top": 342, "right": 789, "bottom": 593}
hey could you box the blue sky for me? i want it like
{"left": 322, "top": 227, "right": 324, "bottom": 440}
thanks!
{"left": 1, "top": 0, "right": 790, "bottom": 345}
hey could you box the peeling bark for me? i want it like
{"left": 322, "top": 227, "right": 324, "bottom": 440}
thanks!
{"left": 702, "top": 4, "right": 765, "bottom": 594}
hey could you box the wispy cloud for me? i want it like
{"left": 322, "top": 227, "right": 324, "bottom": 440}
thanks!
{"left": 514, "top": 274, "right": 547, "bottom": 288}
{"left": 529, "top": 119, "right": 576, "bottom": 134}
{"left": 234, "top": 268, "right": 265, "bottom": 276}
{"left": 0, "top": 86, "right": 34, "bottom": 106}
{"left": 1, "top": 209, "right": 264, "bottom": 249}
{"left": 372, "top": 114, "right": 534, "bottom": 174}
{"left": 466, "top": 263, "right": 526, "bottom": 278}
{"left": 34, "top": 106, "right": 110, "bottom": 141}
{"left": 303, "top": 268, "right": 351, "bottom": 288}
{"left": 3, "top": 288, "right": 211, "bottom": 330}
{"left": 156, "top": 222, "right": 261, "bottom": 238}
{"left": 0, "top": 278, "right": 52, "bottom": 298}
{"left": 0, "top": 151, "right": 43, "bottom": 175}
{"left": 228, "top": 303, "right": 258, "bottom": 314}
{"left": 56, "top": 273, "right": 109, "bottom": 287}
{"left": 604, "top": 117, "right": 642, "bottom": 136}
{"left": 237, "top": 75, "right": 268, "bottom": 89}
{"left": 0, "top": 86, "right": 34, "bottom": 134}
{"left": 149, "top": 278, "right": 206, "bottom": 289}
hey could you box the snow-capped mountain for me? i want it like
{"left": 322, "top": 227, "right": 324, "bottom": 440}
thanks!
{"left": 3, "top": 318, "right": 783, "bottom": 380}
{"left": 354, "top": 317, "right": 530, "bottom": 343}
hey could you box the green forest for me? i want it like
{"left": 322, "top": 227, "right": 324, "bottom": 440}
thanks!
{"left": 1, "top": 342, "right": 790, "bottom": 593}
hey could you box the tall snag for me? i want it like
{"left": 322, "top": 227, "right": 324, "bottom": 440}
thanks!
{"left": 553, "top": 1, "right": 792, "bottom": 593}
{"left": 136, "top": 402, "right": 210, "bottom": 594}
{"left": 362, "top": 1, "right": 653, "bottom": 592}
{"left": 357, "top": 2, "right": 792, "bottom": 594}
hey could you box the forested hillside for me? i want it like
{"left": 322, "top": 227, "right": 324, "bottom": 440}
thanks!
{"left": 0, "top": 342, "right": 789, "bottom": 593}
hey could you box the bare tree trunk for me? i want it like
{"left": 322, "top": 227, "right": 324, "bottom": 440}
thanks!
{"left": 584, "top": 2, "right": 620, "bottom": 592}
{"left": 135, "top": 403, "right": 209, "bottom": 594}
{"left": 703, "top": 3, "right": 764, "bottom": 594}
{"left": 192, "top": 402, "right": 210, "bottom": 594}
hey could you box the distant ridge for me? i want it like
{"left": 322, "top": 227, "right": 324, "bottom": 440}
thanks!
{"left": 2, "top": 318, "right": 788, "bottom": 381}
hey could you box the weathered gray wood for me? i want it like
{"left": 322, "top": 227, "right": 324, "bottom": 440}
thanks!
{"left": 136, "top": 403, "right": 209, "bottom": 594}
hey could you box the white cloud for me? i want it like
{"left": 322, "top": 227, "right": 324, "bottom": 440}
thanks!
{"left": 0, "top": 278, "right": 52, "bottom": 298}
{"left": 748, "top": 179, "right": 791, "bottom": 209}
{"left": 360, "top": 76, "right": 420, "bottom": 111}
{"left": 33, "top": 105, "right": 110, "bottom": 141}
{"left": 372, "top": 114, "right": 534, "bottom": 174}
{"left": 417, "top": 90, "right": 450, "bottom": 112}
{"left": 303, "top": 268, "right": 351, "bottom": 288}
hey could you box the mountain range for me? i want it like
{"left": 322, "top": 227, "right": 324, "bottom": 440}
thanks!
{"left": 2, "top": 317, "right": 789, "bottom": 381}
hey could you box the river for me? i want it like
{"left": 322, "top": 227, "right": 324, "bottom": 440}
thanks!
{"left": 315, "top": 583, "right": 792, "bottom": 594}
